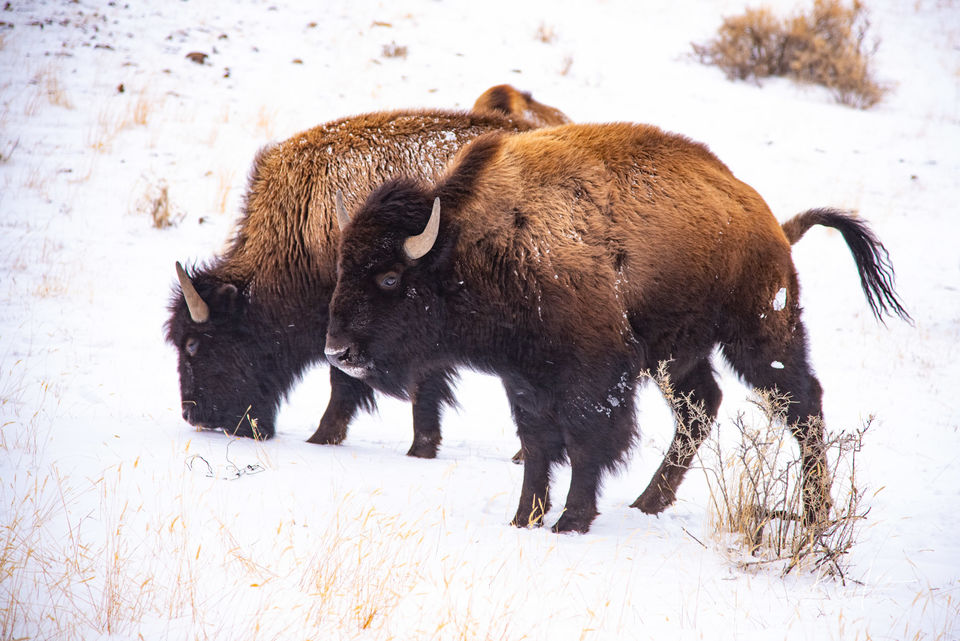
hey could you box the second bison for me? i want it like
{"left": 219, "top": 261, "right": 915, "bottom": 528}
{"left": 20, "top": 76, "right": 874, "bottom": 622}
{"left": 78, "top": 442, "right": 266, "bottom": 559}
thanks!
{"left": 166, "top": 93, "right": 568, "bottom": 455}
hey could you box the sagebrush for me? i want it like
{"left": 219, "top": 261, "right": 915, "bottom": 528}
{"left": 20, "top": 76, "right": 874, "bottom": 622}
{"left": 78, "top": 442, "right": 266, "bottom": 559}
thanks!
{"left": 648, "top": 363, "right": 870, "bottom": 582}
{"left": 693, "top": 0, "right": 887, "bottom": 108}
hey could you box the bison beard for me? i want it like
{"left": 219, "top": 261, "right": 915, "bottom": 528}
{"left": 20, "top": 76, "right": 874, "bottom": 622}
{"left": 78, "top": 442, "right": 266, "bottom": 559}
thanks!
{"left": 164, "top": 96, "right": 570, "bottom": 451}
{"left": 327, "top": 123, "right": 909, "bottom": 534}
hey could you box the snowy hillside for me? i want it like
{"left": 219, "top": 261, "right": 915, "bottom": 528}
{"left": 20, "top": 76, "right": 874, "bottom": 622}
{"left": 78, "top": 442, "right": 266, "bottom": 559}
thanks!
{"left": 1, "top": 1, "right": 958, "bottom": 639}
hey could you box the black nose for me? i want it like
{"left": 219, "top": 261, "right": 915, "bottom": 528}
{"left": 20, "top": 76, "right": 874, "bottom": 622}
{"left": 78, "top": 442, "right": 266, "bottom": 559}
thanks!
{"left": 324, "top": 343, "right": 351, "bottom": 367}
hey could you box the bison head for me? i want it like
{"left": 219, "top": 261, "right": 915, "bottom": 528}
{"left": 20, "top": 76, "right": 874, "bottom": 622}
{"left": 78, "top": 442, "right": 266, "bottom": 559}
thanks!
{"left": 326, "top": 181, "right": 454, "bottom": 399}
{"left": 166, "top": 262, "right": 285, "bottom": 439}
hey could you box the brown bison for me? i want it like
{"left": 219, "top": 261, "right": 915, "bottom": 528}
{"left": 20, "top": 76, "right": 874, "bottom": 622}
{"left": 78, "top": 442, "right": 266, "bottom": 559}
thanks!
{"left": 166, "top": 96, "right": 568, "bottom": 455}
{"left": 473, "top": 84, "right": 571, "bottom": 128}
{"left": 326, "top": 122, "right": 909, "bottom": 533}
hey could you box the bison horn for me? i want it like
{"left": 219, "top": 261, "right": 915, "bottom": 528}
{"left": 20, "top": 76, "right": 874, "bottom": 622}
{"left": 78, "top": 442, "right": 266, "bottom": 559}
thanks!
{"left": 175, "top": 261, "right": 210, "bottom": 324}
{"left": 335, "top": 190, "right": 350, "bottom": 230}
{"left": 403, "top": 197, "right": 441, "bottom": 260}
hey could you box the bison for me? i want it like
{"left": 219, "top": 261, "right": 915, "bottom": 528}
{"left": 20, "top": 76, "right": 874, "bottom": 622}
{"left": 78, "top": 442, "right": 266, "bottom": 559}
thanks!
{"left": 326, "top": 122, "right": 909, "bottom": 533}
{"left": 166, "top": 91, "right": 570, "bottom": 455}
{"left": 472, "top": 84, "right": 571, "bottom": 128}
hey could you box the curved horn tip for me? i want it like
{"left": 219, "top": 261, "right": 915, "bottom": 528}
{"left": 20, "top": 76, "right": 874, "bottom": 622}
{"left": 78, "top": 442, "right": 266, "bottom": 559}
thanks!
{"left": 403, "top": 198, "right": 441, "bottom": 261}
{"left": 175, "top": 260, "right": 211, "bottom": 324}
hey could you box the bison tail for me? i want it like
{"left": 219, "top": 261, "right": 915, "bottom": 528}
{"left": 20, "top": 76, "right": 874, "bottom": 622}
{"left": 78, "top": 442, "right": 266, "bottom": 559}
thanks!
{"left": 782, "top": 208, "right": 912, "bottom": 324}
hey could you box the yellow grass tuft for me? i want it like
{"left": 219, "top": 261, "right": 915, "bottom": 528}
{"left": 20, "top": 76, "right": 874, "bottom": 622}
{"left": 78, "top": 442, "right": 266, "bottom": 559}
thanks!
{"left": 213, "top": 169, "right": 236, "bottom": 215}
{"left": 535, "top": 22, "right": 558, "bottom": 44}
{"left": 132, "top": 178, "right": 183, "bottom": 229}
{"left": 255, "top": 106, "right": 276, "bottom": 140}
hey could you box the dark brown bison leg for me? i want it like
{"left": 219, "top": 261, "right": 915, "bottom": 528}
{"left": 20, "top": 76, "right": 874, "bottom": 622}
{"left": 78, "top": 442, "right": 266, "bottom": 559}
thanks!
{"left": 306, "top": 367, "right": 376, "bottom": 445}
{"left": 554, "top": 375, "right": 638, "bottom": 533}
{"left": 507, "top": 395, "right": 563, "bottom": 528}
{"left": 721, "top": 319, "right": 832, "bottom": 525}
{"left": 787, "top": 380, "right": 831, "bottom": 526}
{"left": 552, "top": 457, "right": 601, "bottom": 534}
{"left": 512, "top": 438, "right": 554, "bottom": 528}
{"left": 407, "top": 371, "right": 456, "bottom": 458}
{"left": 632, "top": 359, "right": 722, "bottom": 514}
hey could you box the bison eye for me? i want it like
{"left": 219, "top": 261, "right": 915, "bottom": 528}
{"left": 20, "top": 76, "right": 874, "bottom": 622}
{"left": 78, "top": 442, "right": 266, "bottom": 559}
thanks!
{"left": 185, "top": 337, "right": 200, "bottom": 357}
{"left": 376, "top": 271, "right": 400, "bottom": 292}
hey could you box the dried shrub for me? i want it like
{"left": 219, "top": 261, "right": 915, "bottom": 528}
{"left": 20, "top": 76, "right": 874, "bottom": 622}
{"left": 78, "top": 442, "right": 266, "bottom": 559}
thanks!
{"left": 135, "top": 179, "right": 183, "bottom": 229}
{"left": 693, "top": 0, "right": 887, "bottom": 108}
{"left": 381, "top": 41, "right": 407, "bottom": 59}
{"left": 535, "top": 22, "right": 557, "bottom": 44}
{"left": 648, "top": 363, "right": 871, "bottom": 582}
{"left": 701, "top": 393, "right": 871, "bottom": 581}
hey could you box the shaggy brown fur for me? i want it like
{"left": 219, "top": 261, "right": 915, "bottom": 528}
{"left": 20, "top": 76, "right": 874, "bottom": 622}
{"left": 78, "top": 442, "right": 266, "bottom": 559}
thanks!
{"left": 327, "top": 122, "right": 907, "bottom": 533}
{"left": 472, "top": 84, "right": 571, "bottom": 128}
{"left": 166, "top": 107, "right": 553, "bottom": 453}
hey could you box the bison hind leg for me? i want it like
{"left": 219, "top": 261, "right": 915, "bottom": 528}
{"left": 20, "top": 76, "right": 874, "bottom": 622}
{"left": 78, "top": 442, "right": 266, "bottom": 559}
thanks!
{"left": 719, "top": 318, "right": 832, "bottom": 525}
{"left": 632, "top": 358, "right": 722, "bottom": 514}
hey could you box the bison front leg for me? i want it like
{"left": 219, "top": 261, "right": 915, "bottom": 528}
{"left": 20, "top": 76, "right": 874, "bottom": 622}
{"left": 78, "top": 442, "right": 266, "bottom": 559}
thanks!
{"left": 512, "top": 440, "right": 552, "bottom": 528}
{"left": 552, "top": 459, "right": 601, "bottom": 534}
{"left": 507, "top": 399, "right": 563, "bottom": 528}
{"left": 306, "top": 367, "right": 376, "bottom": 445}
{"left": 552, "top": 373, "right": 638, "bottom": 534}
{"left": 407, "top": 370, "right": 456, "bottom": 459}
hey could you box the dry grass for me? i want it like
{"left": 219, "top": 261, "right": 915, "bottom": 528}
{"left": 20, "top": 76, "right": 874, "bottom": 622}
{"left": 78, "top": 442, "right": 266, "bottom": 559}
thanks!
{"left": 29, "top": 67, "right": 74, "bottom": 111}
{"left": 255, "top": 105, "right": 276, "bottom": 140}
{"left": 535, "top": 22, "right": 557, "bottom": 44}
{"left": 381, "top": 41, "right": 408, "bottom": 59}
{"left": 132, "top": 178, "right": 183, "bottom": 229}
{"left": 130, "top": 90, "right": 152, "bottom": 127}
{"left": 703, "top": 396, "right": 870, "bottom": 581}
{"left": 693, "top": 0, "right": 887, "bottom": 108}
{"left": 648, "top": 363, "right": 870, "bottom": 582}
{"left": 213, "top": 169, "right": 236, "bottom": 215}
{"left": 0, "top": 138, "right": 18, "bottom": 164}
{"left": 33, "top": 270, "right": 71, "bottom": 298}
{"left": 87, "top": 89, "right": 160, "bottom": 153}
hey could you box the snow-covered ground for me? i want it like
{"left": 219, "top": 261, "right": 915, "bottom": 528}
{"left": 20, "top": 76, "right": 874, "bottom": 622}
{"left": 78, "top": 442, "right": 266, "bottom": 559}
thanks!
{"left": 1, "top": 1, "right": 958, "bottom": 639}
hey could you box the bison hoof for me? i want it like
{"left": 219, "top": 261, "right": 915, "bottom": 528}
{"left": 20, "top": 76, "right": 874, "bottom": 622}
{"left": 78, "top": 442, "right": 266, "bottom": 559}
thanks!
{"left": 305, "top": 424, "right": 347, "bottom": 445}
{"left": 630, "top": 484, "right": 675, "bottom": 515}
{"left": 510, "top": 512, "right": 544, "bottom": 529}
{"left": 551, "top": 509, "right": 596, "bottom": 534}
{"left": 406, "top": 436, "right": 440, "bottom": 459}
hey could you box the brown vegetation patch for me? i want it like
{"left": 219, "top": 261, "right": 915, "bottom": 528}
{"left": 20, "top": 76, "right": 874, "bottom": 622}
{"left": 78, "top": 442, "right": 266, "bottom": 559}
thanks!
{"left": 693, "top": 0, "right": 887, "bottom": 108}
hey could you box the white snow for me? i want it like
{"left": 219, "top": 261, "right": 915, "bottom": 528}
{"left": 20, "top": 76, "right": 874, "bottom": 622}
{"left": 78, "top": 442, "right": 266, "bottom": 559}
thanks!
{"left": 773, "top": 286, "right": 787, "bottom": 311}
{"left": 1, "top": 1, "right": 958, "bottom": 640}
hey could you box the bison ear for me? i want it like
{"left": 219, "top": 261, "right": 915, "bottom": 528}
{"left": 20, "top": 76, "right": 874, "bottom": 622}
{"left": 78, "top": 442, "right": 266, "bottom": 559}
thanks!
{"left": 214, "top": 283, "right": 243, "bottom": 316}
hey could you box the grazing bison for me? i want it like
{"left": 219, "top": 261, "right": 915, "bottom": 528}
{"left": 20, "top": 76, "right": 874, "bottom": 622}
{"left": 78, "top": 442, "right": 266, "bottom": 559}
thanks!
{"left": 472, "top": 84, "right": 571, "bottom": 128}
{"left": 167, "top": 104, "right": 565, "bottom": 455}
{"left": 326, "top": 123, "right": 909, "bottom": 533}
